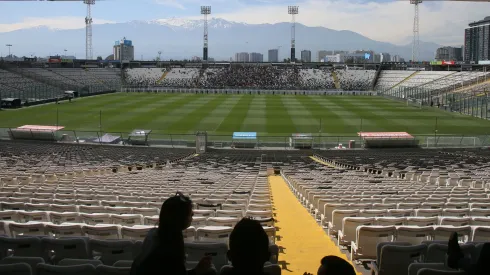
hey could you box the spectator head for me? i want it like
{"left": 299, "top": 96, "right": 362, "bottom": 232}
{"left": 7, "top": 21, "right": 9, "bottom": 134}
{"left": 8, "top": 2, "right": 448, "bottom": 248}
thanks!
{"left": 317, "top": 256, "right": 355, "bottom": 275}
{"left": 228, "top": 218, "right": 270, "bottom": 272}
{"left": 158, "top": 192, "right": 193, "bottom": 231}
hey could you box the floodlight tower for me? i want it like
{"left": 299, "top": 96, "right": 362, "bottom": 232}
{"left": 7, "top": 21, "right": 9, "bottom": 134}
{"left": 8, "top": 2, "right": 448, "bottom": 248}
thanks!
{"left": 411, "top": 0, "right": 422, "bottom": 62}
{"left": 201, "top": 6, "right": 211, "bottom": 62}
{"left": 288, "top": 6, "right": 298, "bottom": 63}
{"left": 84, "top": 0, "right": 95, "bottom": 60}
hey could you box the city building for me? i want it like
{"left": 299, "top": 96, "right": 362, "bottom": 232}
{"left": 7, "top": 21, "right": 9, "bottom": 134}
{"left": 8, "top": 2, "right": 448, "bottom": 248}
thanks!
{"left": 391, "top": 55, "right": 405, "bottom": 62}
{"left": 301, "top": 50, "right": 311, "bottom": 62}
{"left": 250, "top": 52, "right": 264, "bottom": 62}
{"left": 465, "top": 16, "right": 490, "bottom": 63}
{"left": 268, "top": 49, "right": 279, "bottom": 62}
{"left": 317, "top": 50, "right": 330, "bottom": 62}
{"left": 235, "top": 52, "right": 250, "bottom": 62}
{"left": 380, "top": 53, "right": 391, "bottom": 63}
{"left": 113, "top": 37, "right": 134, "bottom": 62}
{"left": 374, "top": 54, "right": 381, "bottom": 63}
{"left": 435, "top": 46, "right": 463, "bottom": 61}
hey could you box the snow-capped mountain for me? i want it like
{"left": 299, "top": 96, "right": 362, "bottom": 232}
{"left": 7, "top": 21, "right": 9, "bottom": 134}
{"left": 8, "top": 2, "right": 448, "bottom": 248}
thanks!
{"left": 0, "top": 17, "right": 440, "bottom": 61}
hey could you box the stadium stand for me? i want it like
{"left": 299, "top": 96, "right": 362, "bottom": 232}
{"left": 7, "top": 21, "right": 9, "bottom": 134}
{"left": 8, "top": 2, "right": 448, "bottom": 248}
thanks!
{"left": 0, "top": 69, "right": 65, "bottom": 103}
{"left": 336, "top": 69, "right": 376, "bottom": 91}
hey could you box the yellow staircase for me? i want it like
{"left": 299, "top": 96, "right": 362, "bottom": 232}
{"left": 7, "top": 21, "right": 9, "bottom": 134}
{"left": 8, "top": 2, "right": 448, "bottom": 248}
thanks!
{"left": 331, "top": 71, "right": 341, "bottom": 89}
{"left": 387, "top": 71, "right": 419, "bottom": 91}
{"left": 156, "top": 71, "right": 169, "bottom": 84}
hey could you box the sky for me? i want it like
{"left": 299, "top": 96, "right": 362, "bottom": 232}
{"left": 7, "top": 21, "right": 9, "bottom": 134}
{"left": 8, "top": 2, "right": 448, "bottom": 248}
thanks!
{"left": 0, "top": 0, "right": 489, "bottom": 46}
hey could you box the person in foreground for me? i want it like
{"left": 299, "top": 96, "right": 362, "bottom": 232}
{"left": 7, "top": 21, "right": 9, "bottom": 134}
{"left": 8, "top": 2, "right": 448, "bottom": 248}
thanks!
{"left": 227, "top": 218, "right": 271, "bottom": 275}
{"left": 303, "top": 255, "right": 356, "bottom": 275}
{"left": 446, "top": 232, "right": 490, "bottom": 275}
{"left": 130, "top": 193, "right": 212, "bottom": 275}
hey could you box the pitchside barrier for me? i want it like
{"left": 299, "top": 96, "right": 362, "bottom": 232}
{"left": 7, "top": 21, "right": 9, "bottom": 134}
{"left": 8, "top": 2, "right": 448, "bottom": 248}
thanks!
{"left": 121, "top": 87, "right": 378, "bottom": 96}
{"left": 1, "top": 127, "right": 489, "bottom": 150}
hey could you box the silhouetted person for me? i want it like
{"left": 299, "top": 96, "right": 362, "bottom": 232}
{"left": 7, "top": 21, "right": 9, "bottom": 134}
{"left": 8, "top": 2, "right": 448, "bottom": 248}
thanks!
{"left": 130, "top": 193, "right": 212, "bottom": 275}
{"left": 303, "top": 255, "right": 356, "bottom": 275}
{"left": 447, "top": 232, "right": 490, "bottom": 275}
{"left": 227, "top": 218, "right": 270, "bottom": 275}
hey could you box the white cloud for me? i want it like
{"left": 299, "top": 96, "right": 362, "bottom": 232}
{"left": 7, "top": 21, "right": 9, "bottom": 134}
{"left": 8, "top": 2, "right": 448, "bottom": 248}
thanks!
{"left": 181, "top": 0, "right": 490, "bottom": 45}
{"left": 0, "top": 16, "right": 116, "bottom": 33}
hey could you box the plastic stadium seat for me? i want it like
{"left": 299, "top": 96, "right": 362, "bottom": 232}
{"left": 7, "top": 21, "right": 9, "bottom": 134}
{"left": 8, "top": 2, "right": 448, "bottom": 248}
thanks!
{"left": 351, "top": 226, "right": 396, "bottom": 261}
{"left": 82, "top": 225, "right": 120, "bottom": 240}
{"left": 425, "top": 243, "right": 475, "bottom": 263}
{"left": 0, "top": 263, "right": 32, "bottom": 275}
{"left": 372, "top": 243, "right": 427, "bottom": 275}
{"left": 58, "top": 258, "right": 102, "bottom": 267}
{"left": 89, "top": 240, "right": 135, "bottom": 266}
{"left": 184, "top": 242, "right": 228, "bottom": 271}
{"left": 0, "top": 257, "right": 44, "bottom": 275}
{"left": 0, "top": 237, "right": 43, "bottom": 259}
{"left": 45, "top": 223, "right": 84, "bottom": 238}
{"left": 37, "top": 263, "right": 96, "bottom": 275}
{"left": 196, "top": 226, "right": 233, "bottom": 243}
{"left": 41, "top": 238, "right": 91, "bottom": 263}
{"left": 395, "top": 226, "right": 433, "bottom": 245}
{"left": 95, "top": 265, "right": 131, "bottom": 275}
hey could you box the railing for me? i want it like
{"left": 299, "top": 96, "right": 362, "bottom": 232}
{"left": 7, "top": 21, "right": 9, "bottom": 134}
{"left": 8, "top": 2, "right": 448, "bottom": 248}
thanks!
{"left": 1, "top": 128, "right": 489, "bottom": 149}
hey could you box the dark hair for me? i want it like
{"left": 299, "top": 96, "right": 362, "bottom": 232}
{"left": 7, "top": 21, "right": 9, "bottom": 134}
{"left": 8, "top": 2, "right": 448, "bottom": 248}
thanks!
{"left": 319, "top": 256, "right": 356, "bottom": 275}
{"left": 158, "top": 192, "right": 193, "bottom": 231}
{"left": 229, "top": 218, "right": 270, "bottom": 270}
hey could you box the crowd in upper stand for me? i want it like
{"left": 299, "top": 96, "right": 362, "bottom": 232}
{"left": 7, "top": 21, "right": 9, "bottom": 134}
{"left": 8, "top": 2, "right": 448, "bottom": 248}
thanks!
{"left": 124, "top": 67, "right": 377, "bottom": 91}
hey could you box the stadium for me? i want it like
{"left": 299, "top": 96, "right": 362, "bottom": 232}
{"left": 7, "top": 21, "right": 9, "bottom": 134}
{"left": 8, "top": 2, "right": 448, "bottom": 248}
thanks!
{"left": 2, "top": 3, "right": 490, "bottom": 275}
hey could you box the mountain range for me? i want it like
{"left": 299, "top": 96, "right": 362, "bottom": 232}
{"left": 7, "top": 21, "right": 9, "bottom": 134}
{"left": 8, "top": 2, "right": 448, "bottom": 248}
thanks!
{"left": 0, "top": 18, "right": 441, "bottom": 61}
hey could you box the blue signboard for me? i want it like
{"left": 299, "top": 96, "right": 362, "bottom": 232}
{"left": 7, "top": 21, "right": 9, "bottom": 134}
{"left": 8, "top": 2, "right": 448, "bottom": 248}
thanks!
{"left": 124, "top": 40, "right": 132, "bottom": 47}
{"left": 232, "top": 132, "right": 257, "bottom": 140}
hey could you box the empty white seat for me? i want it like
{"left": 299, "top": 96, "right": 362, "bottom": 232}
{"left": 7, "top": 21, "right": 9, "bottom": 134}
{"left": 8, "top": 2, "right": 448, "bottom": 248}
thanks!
{"left": 439, "top": 217, "right": 471, "bottom": 226}
{"left": 184, "top": 242, "right": 229, "bottom": 272}
{"left": 191, "top": 216, "right": 207, "bottom": 228}
{"left": 221, "top": 204, "right": 246, "bottom": 212}
{"left": 104, "top": 207, "right": 132, "bottom": 215}
{"left": 388, "top": 209, "right": 414, "bottom": 217}
{"left": 82, "top": 224, "right": 120, "bottom": 240}
{"left": 49, "top": 212, "right": 79, "bottom": 224}
{"left": 196, "top": 226, "right": 233, "bottom": 243}
{"left": 471, "top": 226, "right": 490, "bottom": 242}
{"left": 120, "top": 225, "right": 153, "bottom": 240}
{"left": 207, "top": 217, "right": 239, "bottom": 227}
{"left": 351, "top": 226, "right": 396, "bottom": 261}
{"left": 395, "top": 226, "right": 433, "bottom": 245}
{"left": 415, "top": 209, "right": 442, "bottom": 217}
{"left": 263, "top": 226, "right": 276, "bottom": 244}
{"left": 144, "top": 216, "right": 159, "bottom": 226}
{"left": 80, "top": 213, "right": 112, "bottom": 225}
{"left": 470, "top": 208, "right": 490, "bottom": 217}
{"left": 376, "top": 217, "right": 405, "bottom": 226}
{"left": 471, "top": 217, "right": 490, "bottom": 226}
{"left": 111, "top": 214, "right": 143, "bottom": 226}
{"left": 79, "top": 205, "right": 106, "bottom": 214}
{"left": 18, "top": 211, "right": 50, "bottom": 223}
{"left": 193, "top": 210, "right": 215, "bottom": 218}
{"left": 432, "top": 225, "right": 471, "bottom": 241}
{"left": 338, "top": 217, "right": 375, "bottom": 246}
{"left": 132, "top": 207, "right": 159, "bottom": 217}
{"left": 183, "top": 226, "right": 196, "bottom": 241}
{"left": 248, "top": 204, "right": 272, "bottom": 211}
{"left": 442, "top": 208, "right": 469, "bottom": 217}
{"left": 216, "top": 210, "right": 244, "bottom": 219}
{"left": 0, "top": 210, "right": 20, "bottom": 222}
{"left": 329, "top": 209, "right": 359, "bottom": 236}
{"left": 359, "top": 209, "right": 387, "bottom": 218}
{"left": 46, "top": 223, "right": 84, "bottom": 238}
{"left": 406, "top": 217, "right": 438, "bottom": 226}
{"left": 9, "top": 222, "right": 47, "bottom": 237}
{"left": 245, "top": 210, "right": 272, "bottom": 219}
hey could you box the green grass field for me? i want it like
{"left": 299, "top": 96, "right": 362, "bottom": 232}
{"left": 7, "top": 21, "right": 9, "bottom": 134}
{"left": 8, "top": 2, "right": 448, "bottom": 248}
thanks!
{"left": 1, "top": 93, "right": 490, "bottom": 137}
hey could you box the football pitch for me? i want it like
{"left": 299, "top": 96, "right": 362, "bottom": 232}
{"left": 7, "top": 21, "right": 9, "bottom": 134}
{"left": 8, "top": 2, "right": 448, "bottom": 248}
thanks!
{"left": 1, "top": 93, "right": 490, "bottom": 137}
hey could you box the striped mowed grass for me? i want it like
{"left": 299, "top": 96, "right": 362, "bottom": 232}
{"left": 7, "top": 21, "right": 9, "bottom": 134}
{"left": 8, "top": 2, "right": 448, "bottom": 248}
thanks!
{"left": 1, "top": 93, "right": 489, "bottom": 137}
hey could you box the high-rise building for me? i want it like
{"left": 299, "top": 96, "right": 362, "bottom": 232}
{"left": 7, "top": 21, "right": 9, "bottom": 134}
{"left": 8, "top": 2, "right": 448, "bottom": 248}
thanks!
{"left": 435, "top": 46, "right": 463, "bottom": 61}
{"left": 374, "top": 54, "right": 381, "bottom": 63}
{"left": 301, "top": 50, "right": 311, "bottom": 62}
{"left": 268, "top": 49, "right": 279, "bottom": 62}
{"left": 113, "top": 37, "right": 134, "bottom": 61}
{"left": 391, "top": 55, "right": 405, "bottom": 62}
{"left": 380, "top": 53, "right": 391, "bottom": 63}
{"left": 250, "top": 52, "right": 264, "bottom": 62}
{"left": 235, "top": 52, "right": 250, "bottom": 62}
{"left": 465, "top": 16, "right": 490, "bottom": 63}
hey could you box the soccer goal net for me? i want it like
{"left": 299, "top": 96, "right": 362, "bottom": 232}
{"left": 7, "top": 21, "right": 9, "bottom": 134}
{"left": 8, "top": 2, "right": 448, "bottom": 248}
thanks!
{"left": 425, "top": 136, "right": 480, "bottom": 148}
{"left": 406, "top": 98, "right": 423, "bottom": 109}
